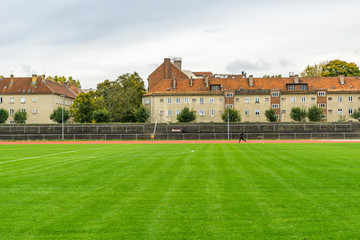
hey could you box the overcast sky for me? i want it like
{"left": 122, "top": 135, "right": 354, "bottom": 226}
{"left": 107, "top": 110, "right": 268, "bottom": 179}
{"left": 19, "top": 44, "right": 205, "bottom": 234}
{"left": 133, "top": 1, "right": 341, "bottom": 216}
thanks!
{"left": 1, "top": 0, "right": 360, "bottom": 89}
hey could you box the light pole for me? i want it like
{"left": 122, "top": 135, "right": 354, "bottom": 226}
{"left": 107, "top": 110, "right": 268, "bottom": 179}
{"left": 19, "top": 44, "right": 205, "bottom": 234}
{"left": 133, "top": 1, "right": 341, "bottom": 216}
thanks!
{"left": 227, "top": 93, "right": 230, "bottom": 139}
{"left": 61, "top": 95, "right": 64, "bottom": 141}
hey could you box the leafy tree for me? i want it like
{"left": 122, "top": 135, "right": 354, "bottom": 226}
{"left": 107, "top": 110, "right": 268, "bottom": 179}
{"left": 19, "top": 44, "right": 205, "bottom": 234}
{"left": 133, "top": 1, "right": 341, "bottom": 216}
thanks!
{"left": 301, "top": 62, "right": 326, "bottom": 77}
{"left": 290, "top": 107, "right": 307, "bottom": 122}
{"left": 307, "top": 105, "right": 324, "bottom": 122}
{"left": 96, "top": 72, "right": 146, "bottom": 122}
{"left": 177, "top": 107, "right": 196, "bottom": 122}
{"left": 48, "top": 75, "right": 81, "bottom": 88}
{"left": 135, "top": 105, "right": 150, "bottom": 123}
{"left": 322, "top": 59, "right": 360, "bottom": 77}
{"left": 14, "top": 110, "right": 27, "bottom": 124}
{"left": 0, "top": 108, "right": 9, "bottom": 123}
{"left": 92, "top": 109, "right": 111, "bottom": 123}
{"left": 221, "top": 108, "right": 241, "bottom": 122}
{"left": 50, "top": 107, "right": 70, "bottom": 123}
{"left": 351, "top": 107, "right": 360, "bottom": 122}
{"left": 70, "top": 91, "right": 104, "bottom": 123}
{"left": 265, "top": 109, "right": 277, "bottom": 122}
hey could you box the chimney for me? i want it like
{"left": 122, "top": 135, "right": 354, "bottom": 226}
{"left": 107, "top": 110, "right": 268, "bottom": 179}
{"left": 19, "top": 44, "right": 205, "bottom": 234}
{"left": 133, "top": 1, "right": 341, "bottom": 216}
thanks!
{"left": 205, "top": 76, "right": 209, "bottom": 88}
{"left": 32, "top": 74, "right": 37, "bottom": 84}
{"left": 340, "top": 75, "right": 345, "bottom": 85}
{"left": 173, "top": 57, "right": 182, "bottom": 70}
{"left": 190, "top": 76, "right": 193, "bottom": 87}
{"left": 249, "top": 75, "right": 254, "bottom": 86}
{"left": 42, "top": 74, "right": 46, "bottom": 81}
{"left": 10, "top": 74, "right": 14, "bottom": 84}
{"left": 164, "top": 58, "right": 171, "bottom": 79}
{"left": 294, "top": 75, "right": 299, "bottom": 84}
{"left": 172, "top": 73, "right": 176, "bottom": 89}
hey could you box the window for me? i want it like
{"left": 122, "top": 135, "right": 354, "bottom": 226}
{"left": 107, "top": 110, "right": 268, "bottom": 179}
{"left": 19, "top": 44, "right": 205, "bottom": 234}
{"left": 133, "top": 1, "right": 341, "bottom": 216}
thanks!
{"left": 200, "top": 109, "right": 205, "bottom": 116}
{"left": 176, "top": 110, "right": 180, "bottom": 115}
{"left": 291, "top": 97, "right": 296, "bottom": 103}
{"left": 176, "top": 98, "right": 180, "bottom": 104}
{"left": 318, "top": 91, "right": 326, "bottom": 97}
{"left": 32, "top": 97, "right": 38, "bottom": 102}
{"left": 311, "top": 97, "right": 316, "bottom": 101}
{"left": 265, "top": 98, "right": 270, "bottom": 102}
{"left": 226, "top": 104, "right": 233, "bottom": 109}
{"left": 226, "top": 93, "right": 233, "bottom": 97}
{"left": 219, "top": 98, "right": 224, "bottom": 102}
{"left": 301, "top": 96, "right": 306, "bottom": 102}
{"left": 32, "top": 109, "right": 38, "bottom": 114}
{"left": 244, "top": 97, "right": 249, "bottom": 103}
{"left": 200, "top": 97, "right": 204, "bottom": 104}
{"left": 272, "top": 104, "right": 279, "bottom": 108}
{"left": 21, "top": 97, "right": 26, "bottom": 103}
{"left": 328, "top": 109, "right": 333, "bottom": 113}
{"left": 209, "top": 97, "right": 214, "bottom": 103}
{"left": 349, "top": 108, "right": 353, "bottom": 114}
{"left": 192, "top": 98, "right": 196, "bottom": 103}
{"left": 184, "top": 97, "right": 189, "bottom": 103}
{"left": 318, "top": 103, "right": 326, "bottom": 108}
{"left": 20, "top": 109, "right": 26, "bottom": 113}
{"left": 245, "top": 109, "right": 250, "bottom": 115}
{"left": 9, "top": 120, "right": 15, "bottom": 124}
{"left": 9, "top": 109, "right": 14, "bottom": 115}
{"left": 276, "top": 115, "right": 279, "bottom": 120}
{"left": 281, "top": 110, "right": 286, "bottom": 114}
{"left": 338, "top": 109, "right": 343, "bottom": 114}
{"left": 338, "top": 96, "right": 342, "bottom": 102}
{"left": 209, "top": 109, "right": 214, "bottom": 116}
{"left": 235, "top": 98, "right": 240, "bottom": 102}
{"left": 272, "top": 92, "right": 279, "bottom": 97}
{"left": 281, "top": 97, "right": 286, "bottom": 101}
{"left": 0, "top": 97, "right": 2, "bottom": 103}
{"left": 255, "top": 109, "right": 260, "bottom": 115}
{"left": 159, "top": 110, "right": 164, "bottom": 115}
{"left": 300, "top": 85, "right": 307, "bottom": 90}
{"left": 288, "top": 85, "right": 295, "bottom": 90}
{"left": 160, "top": 99, "right": 164, "bottom": 103}
{"left": 167, "top": 110, "right": 172, "bottom": 116}
{"left": 167, "top": 98, "right": 172, "bottom": 104}
{"left": 144, "top": 98, "right": 150, "bottom": 104}
{"left": 211, "top": 85, "right": 220, "bottom": 91}
{"left": 9, "top": 97, "right": 14, "bottom": 103}
{"left": 348, "top": 96, "right": 353, "bottom": 102}
{"left": 328, "top": 97, "right": 332, "bottom": 101}
{"left": 255, "top": 97, "right": 260, "bottom": 103}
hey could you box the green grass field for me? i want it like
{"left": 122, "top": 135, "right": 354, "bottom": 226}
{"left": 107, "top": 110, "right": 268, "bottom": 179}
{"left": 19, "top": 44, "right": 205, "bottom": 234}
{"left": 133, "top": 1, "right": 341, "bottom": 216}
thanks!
{"left": 1, "top": 143, "right": 360, "bottom": 239}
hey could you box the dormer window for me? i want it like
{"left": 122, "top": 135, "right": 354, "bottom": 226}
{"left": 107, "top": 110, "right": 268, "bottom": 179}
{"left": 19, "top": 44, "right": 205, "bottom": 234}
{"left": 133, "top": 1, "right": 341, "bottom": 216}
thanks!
{"left": 211, "top": 85, "right": 220, "bottom": 91}
{"left": 288, "top": 85, "right": 295, "bottom": 90}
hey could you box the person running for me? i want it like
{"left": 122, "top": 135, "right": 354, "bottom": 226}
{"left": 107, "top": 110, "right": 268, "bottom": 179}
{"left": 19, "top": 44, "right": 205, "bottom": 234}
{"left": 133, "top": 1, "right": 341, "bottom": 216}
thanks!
{"left": 239, "top": 132, "right": 247, "bottom": 143}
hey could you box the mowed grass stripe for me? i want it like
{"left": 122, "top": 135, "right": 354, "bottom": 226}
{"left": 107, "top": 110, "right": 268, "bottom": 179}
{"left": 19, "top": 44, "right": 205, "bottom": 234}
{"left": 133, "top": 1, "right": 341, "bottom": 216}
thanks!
{"left": 1, "top": 143, "right": 360, "bottom": 239}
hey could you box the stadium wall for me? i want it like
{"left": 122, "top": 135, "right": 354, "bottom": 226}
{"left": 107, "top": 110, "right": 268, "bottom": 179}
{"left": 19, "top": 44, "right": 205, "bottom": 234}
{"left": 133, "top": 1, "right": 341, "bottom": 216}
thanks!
{"left": 0, "top": 123, "right": 360, "bottom": 141}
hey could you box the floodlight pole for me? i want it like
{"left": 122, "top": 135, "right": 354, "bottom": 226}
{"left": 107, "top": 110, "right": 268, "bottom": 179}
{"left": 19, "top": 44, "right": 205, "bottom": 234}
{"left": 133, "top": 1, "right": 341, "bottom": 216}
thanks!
{"left": 61, "top": 95, "right": 64, "bottom": 141}
{"left": 227, "top": 94, "right": 229, "bottom": 139}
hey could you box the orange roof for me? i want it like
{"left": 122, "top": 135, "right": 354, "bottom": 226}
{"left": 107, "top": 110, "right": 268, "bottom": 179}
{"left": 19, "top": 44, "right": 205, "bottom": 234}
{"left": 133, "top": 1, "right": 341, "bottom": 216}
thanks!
{"left": 0, "top": 76, "right": 80, "bottom": 98}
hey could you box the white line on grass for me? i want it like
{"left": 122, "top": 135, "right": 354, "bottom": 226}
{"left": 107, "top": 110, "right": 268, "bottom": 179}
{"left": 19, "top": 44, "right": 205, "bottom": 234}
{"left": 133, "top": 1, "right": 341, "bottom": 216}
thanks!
{"left": 0, "top": 150, "right": 81, "bottom": 164}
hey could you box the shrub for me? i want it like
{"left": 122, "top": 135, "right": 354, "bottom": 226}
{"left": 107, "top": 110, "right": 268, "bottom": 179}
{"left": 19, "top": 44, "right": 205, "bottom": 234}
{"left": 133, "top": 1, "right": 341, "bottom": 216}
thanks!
{"left": 290, "top": 107, "right": 307, "bottom": 122}
{"left": 307, "top": 105, "right": 324, "bottom": 122}
{"left": 177, "top": 107, "right": 196, "bottom": 122}
{"left": 135, "top": 105, "right": 150, "bottom": 123}
{"left": 265, "top": 109, "right": 277, "bottom": 122}
{"left": 351, "top": 107, "right": 360, "bottom": 122}
{"left": 14, "top": 110, "right": 27, "bottom": 124}
{"left": 0, "top": 108, "right": 9, "bottom": 124}
{"left": 92, "top": 109, "right": 111, "bottom": 123}
{"left": 221, "top": 108, "right": 241, "bottom": 122}
{"left": 50, "top": 107, "right": 70, "bottom": 123}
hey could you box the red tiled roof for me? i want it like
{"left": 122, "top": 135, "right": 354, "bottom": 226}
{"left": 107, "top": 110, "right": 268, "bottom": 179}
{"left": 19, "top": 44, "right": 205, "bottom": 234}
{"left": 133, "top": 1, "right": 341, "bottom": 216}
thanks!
{"left": 0, "top": 76, "right": 79, "bottom": 98}
{"left": 193, "top": 72, "right": 213, "bottom": 76}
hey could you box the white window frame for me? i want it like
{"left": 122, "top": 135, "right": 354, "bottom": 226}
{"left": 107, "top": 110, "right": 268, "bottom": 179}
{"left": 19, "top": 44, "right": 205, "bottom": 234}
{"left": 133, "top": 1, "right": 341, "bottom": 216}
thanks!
{"left": 0, "top": 97, "right": 2, "bottom": 103}
{"left": 288, "top": 85, "right": 295, "bottom": 90}
{"left": 176, "top": 97, "right": 181, "bottom": 104}
{"left": 318, "top": 103, "right": 326, "bottom": 108}
{"left": 32, "top": 97, "right": 38, "bottom": 102}
{"left": 209, "top": 97, "right": 214, "bottom": 103}
{"left": 244, "top": 97, "right": 250, "bottom": 103}
{"left": 32, "top": 109, "right": 38, "bottom": 114}
{"left": 209, "top": 109, "right": 214, "bottom": 116}
{"left": 245, "top": 109, "right": 250, "bottom": 115}
{"left": 200, "top": 97, "right": 204, "bottom": 104}
{"left": 9, "top": 97, "right": 14, "bottom": 103}
{"left": 265, "top": 98, "right": 270, "bottom": 102}
{"left": 176, "top": 110, "right": 180, "bottom": 116}
{"left": 167, "top": 110, "right": 172, "bottom": 116}
{"left": 9, "top": 109, "right": 14, "bottom": 115}
{"left": 159, "top": 110, "right": 164, "bottom": 115}
{"left": 301, "top": 96, "right": 306, "bottom": 102}
{"left": 338, "top": 109, "right": 343, "bottom": 115}
{"left": 20, "top": 109, "right": 26, "bottom": 113}
{"left": 199, "top": 109, "right": 205, "bottom": 116}
{"left": 144, "top": 98, "right": 150, "bottom": 104}
{"left": 255, "top": 109, "right": 260, "bottom": 115}
{"left": 226, "top": 93, "right": 233, "bottom": 97}
{"left": 348, "top": 96, "right": 353, "bottom": 102}
{"left": 272, "top": 92, "right": 279, "bottom": 97}
{"left": 226, "top": 104, "right": 233, "bottom": 109}
{"left": 184, "top": 97, "right": 189, "bottom": 104}
{"left": 318, "top": 91, "right": 326, "bottom": 97}
{"left": 291, "top": 97, "right": 296, "bottom": 103}
{"left": 255, "top": 97, "right": 260, "bottom": 103}
{"left": 272, "top": 104, "right": 279, "bottom": 109}
{"left": 159, "top": 99, "right": 164, "bottom": 103}
{"left": 338, "top": 96, "right": 343, "bottom": 102}
{"left": 21, "top": 97, "right": 26, "bottom": 104}
{"left": 349, "top": 108, "right": 353, "bottom": 114}
{"left": 167, "top": 98, "right": 172, "bottom": 104}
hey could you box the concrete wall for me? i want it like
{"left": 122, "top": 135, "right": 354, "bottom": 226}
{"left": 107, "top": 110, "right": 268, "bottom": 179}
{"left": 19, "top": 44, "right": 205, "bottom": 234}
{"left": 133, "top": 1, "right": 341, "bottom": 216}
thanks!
{"left": 0, "top": 123, "right": 359, "bottom": 141}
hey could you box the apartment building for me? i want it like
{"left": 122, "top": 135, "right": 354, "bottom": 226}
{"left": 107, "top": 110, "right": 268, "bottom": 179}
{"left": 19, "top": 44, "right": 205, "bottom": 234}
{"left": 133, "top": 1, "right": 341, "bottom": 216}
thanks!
{"left": 0, "top": 75, "right": 81, "bottom": 124}
{"left": 143, "top": 58, "right": 360, "bottom": 123}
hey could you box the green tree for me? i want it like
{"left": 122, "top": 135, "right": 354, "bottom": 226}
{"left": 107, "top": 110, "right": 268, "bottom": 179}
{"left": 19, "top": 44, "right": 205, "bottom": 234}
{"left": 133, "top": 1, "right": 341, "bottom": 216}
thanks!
{"left": 70, "top": 91, "right": 104, "bottom": 123}
{"left": 351, "top": 107, "right": 360, "bottom": 122}
{"left": 135, "top": 105, "right": 150, "bottom": 123}
{"left": 290, "top": 107, "right": 307, "bottom": 122}
{"left": 301, "top": 62, "right": 326, "bottom": 77}
{"left": 177, "top": 107, "right": 196, "bottom": 122}
{"left": 50, "top": 107, "right": 70, "bottom": 123}
{"left": 307, "top": 105, "right": 324, "bottom": 122}
{"left": 322, "top": 59, "right": 360, "bottom": 77}
{"left": 265, "top": 109, "right": 277, "bottom": 122}
{"left": 92, "top": 109, "right": 111, "bottom": 123}
{"left": 221, "top": 108, "right": 241, "bottom": 122}
{"left": 14, "top": 110, "right": 27, "bottom": 124}
{"left": 96, "top": 72, "right": 146, "bottom": 122}
{"left": 0, "top": 108, "right": 9, "bottom": 123}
